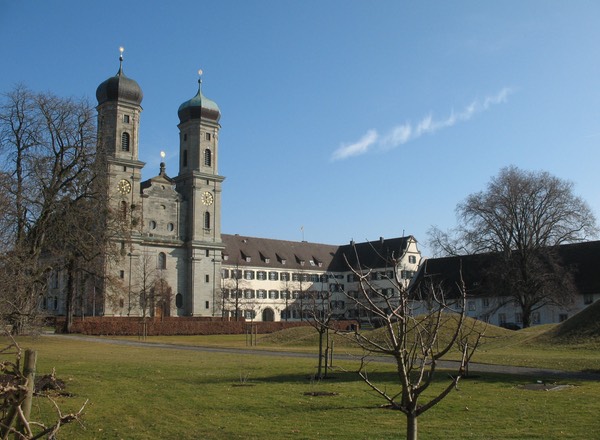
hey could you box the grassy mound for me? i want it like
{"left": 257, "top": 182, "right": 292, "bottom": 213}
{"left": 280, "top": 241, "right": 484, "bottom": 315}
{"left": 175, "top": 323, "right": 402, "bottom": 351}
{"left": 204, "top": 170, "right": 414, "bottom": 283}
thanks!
{"left": 540, "top": 300, "right": 600, "bottom": 344}
{"left": 259, "top": 316, "right": 515, "bottom": 352}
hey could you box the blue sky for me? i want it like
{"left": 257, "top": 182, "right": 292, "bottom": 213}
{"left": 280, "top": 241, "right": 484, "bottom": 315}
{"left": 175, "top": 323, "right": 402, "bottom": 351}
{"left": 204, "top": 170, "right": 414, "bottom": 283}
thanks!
{"left": 2, "top": 1, "right": 600, "bottom": 256}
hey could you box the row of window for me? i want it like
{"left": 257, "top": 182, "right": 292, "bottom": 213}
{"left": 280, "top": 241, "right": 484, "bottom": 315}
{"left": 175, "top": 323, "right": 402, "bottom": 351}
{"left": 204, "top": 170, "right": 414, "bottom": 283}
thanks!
{"left": 182, "top": 132, "right": 213, "bottom": 142}
{"left": 346, "top": 270, "right": 416, "bottom": 282}
{"left": 222, "top": 289, "right": 342, "bottom": 301}
{"left": 221, "top": 268, "right": 417, "bottom": 286}
{"left": 144, "top": 213, "right": 209, "bottom": 233}
{"left": 222, "top": 269, "right": 333, "bottom": 282}
{"left": 182, "top": 149, "right": 213, "bottom": 168}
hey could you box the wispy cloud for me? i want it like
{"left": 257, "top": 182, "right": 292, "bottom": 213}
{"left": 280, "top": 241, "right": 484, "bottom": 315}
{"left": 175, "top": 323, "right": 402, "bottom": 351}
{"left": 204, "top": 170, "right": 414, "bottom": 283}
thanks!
{"left": 330, "top": 129, "right": 379, "bottom": 161}
{"left": 331, "top": 87, "right": 513, "bottom": 161}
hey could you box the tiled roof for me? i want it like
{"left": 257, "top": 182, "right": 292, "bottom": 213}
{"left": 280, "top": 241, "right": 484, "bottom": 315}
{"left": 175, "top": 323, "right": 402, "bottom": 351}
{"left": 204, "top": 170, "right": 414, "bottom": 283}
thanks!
{"left": 331, "top": 236, "right": 415, "bottom": 272}
{"left": 221, "top": 234, "right": 415, "bottom": 273}
{"left": 222, "top": 234, "right": 338, "bottom": 271}
{"left": 412, "top": 240, "right": 600, "bottom": 297}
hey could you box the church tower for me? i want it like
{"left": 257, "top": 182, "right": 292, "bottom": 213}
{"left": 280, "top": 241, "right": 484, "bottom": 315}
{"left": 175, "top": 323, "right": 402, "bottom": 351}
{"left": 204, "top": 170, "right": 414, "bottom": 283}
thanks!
{"left": 95, "top": 49, "right": 145, "bottom": 316}
{"left": 95, "top": 48, "right": 145, "bottom": 213}
{"left": 174, "top": 72, "right": 225, "bottom": 316}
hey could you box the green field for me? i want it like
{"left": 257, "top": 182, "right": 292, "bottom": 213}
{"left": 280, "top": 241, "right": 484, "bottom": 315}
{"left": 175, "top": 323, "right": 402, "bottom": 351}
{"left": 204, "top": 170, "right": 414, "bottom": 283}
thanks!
{"left": 7, "top": 323, "right": 600, "bottom": 439}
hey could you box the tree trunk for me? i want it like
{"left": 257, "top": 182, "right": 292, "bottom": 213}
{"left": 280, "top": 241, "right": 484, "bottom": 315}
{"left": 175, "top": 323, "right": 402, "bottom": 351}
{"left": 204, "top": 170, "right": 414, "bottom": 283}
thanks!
{"left": 406, "top": 413, "right": 418, "bottom": 440}
{"left": 522, "top": 303, "right": 532, "bottom": 328}
{"left": 63, "top": 260, "right": 75, "bottom": 334}
{"left": 316, "top": 328, "right": 324, "bottom": 379}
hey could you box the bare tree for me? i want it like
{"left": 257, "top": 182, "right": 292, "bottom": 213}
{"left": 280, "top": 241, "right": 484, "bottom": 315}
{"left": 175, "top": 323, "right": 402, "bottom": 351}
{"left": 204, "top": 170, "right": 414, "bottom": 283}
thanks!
{"left": 429, "top": 166, "right": 598, "bottom": 327}
{"left": 151, "top": 277, "right": 173, "bottom": 318}
{"left": 0, "top": 85, "right": 100, "bottom": 333}
{"left": 342, "top": 246, "right": 479, "bottom": 440}
{"left": 305, "top": 276, "right": 334, "bottom": 379}
{"left": 135, "top": 251, "right": 158, "bottom": 318}
{"left": 221, "top": 263, "right": 248, "bottom": 321}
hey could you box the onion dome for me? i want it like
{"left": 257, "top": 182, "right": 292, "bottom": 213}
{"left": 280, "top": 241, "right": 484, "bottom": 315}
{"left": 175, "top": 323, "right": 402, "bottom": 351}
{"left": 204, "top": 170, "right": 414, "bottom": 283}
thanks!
{"left": 178, "top": 75, "right": 221, "bottom": 123}
{"left": 96, "top": 51, "right": 143, "bottom": 106}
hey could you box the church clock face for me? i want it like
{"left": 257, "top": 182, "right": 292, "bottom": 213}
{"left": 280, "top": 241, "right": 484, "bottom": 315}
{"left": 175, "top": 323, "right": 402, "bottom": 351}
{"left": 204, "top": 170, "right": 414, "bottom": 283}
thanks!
{"left": 117, "top": 179, "right": 132, "bottom": 195}
{"left": 201, "top": 191, "right": 214, "bottom": 205}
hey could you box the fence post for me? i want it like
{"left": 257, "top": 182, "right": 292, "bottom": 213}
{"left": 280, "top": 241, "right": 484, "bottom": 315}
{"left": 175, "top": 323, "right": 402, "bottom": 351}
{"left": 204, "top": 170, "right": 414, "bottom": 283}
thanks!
{"left": 16, "top": 349, "right": 37, "bottom": 435}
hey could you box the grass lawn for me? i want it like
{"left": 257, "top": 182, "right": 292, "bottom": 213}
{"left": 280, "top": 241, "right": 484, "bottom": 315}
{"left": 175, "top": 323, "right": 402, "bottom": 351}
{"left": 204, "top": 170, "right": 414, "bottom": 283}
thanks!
{"left": 7, "top": 334, "right": 600, "bottom": 439}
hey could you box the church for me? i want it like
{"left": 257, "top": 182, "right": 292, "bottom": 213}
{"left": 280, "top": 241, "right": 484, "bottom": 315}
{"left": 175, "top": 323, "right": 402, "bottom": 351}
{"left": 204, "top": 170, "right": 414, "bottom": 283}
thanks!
{"left": 46, "top": 53, "right": 422, "bottom": 322}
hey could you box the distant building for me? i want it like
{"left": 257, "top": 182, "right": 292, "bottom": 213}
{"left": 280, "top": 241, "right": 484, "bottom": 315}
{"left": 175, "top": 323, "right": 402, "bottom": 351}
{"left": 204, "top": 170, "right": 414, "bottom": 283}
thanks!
{"left": 411, "top": 241, "right": 600, "bottom": 327}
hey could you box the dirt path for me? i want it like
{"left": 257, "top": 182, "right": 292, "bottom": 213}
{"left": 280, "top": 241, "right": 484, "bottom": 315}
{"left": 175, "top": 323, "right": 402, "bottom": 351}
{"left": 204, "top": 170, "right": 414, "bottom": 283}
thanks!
{"left": 44, "top": 333, "right": 600, "bottom": 381}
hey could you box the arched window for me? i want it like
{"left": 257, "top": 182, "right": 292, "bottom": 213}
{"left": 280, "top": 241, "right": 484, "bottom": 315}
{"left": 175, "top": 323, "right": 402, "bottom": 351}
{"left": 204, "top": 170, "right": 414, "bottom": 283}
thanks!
{"left": 121, "top": 132, "right": 130, "bottom": 152}
{"left": 204, "top": 149, "right": 212, "bottom": 167}
{"left": 204, "top": 211, "right": 211, "bottom": 230}
{"left": 183, "top": 150, "right": 188, "bottom": 167}
{"left": 158, "top": 252, "right": 166, "bottom": 270}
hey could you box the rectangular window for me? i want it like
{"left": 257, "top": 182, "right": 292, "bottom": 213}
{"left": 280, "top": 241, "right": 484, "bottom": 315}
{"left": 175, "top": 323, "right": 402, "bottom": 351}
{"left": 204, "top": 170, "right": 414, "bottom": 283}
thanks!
{"left": 205, "top": 275, "right": 210, "bottom": 283}
{"left": 206, "top": 249, "right": 210, "bottom": 257}
{"left": 584, "top": 294, "right": 594, "bottom": 305}
{"left": 257, "top": 290, "right": 266, "bottom": 299}
{"left": 498, "top": 313, "right": 506, "bottom": 324}
{"left": 268, "top": 290, "right": 279, "bottom": 299}
{"left": 206, "top": 132, "right": 211, "bottom": 141}
{"left": 222, "top": 289, "right": 230, "bottom": 299}
{"left": 244, "top": 270, "right": 255, "bottom": 280}
{"left": 123, "top": 114, "right": 130, "bottom": 123}
{"left": 515, "top": 313, "right": 522, "bottom": 323}
{"left": 482, "top": 297, "right": 490, "bottom": 307}
{"left": 205, "top": 301, "right": 209, "bottom": 309}
{"left": 268, "top": 271, "right": 279, "bottom": 281}
{"left": 559, "top": 313, "right": 568, "bottom": 322}
{"left": 257, "top": 271, "right": 267, "bottom": 280}
{"left": 468, "top": 301, "right": 476, "bottom": 311}
{"left": 532, "top": 312, "right": 541, "bottom": 325}
{"left": 292, "top": 273, "right": 300, "bottom": 282}
{"left": 119, "top": 270, "right": 125, "bottom": 279}
{"left": 280, "top": 272, "right": 290, "bottom": 281}
{"left": 408, "top": 255, "right": 417, "bottom": 264}
{"left": 221, "top": 269, "right": 229, "bottom": 279}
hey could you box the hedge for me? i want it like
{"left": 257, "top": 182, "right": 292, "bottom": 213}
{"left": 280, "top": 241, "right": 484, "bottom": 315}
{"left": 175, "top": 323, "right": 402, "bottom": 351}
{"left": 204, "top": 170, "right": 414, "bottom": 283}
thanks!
{"left": 56, "top": 317, "right": 357, "bottom": 336}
